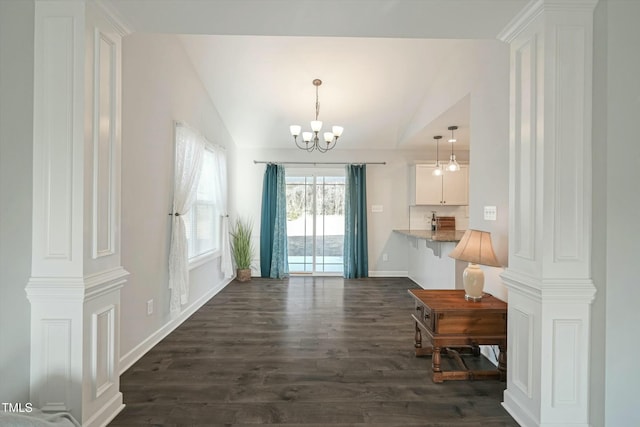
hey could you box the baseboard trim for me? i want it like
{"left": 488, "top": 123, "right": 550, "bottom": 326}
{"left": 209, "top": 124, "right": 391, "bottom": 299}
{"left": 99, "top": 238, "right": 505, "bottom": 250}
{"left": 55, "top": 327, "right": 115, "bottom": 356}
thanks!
{"left": 368, "top": 270, "right": 408, "bottom": 277}
{"left": 119, "top": 277, "right": 233, "bottom": 374}
{"left": 502, "top": 390, "right": 537, "bottom": 427}
{"left": 83, "top": 392, "right": 124, "bottom": 427}
{"left": 407, "top": 274, "right": 424, "bottom": 288}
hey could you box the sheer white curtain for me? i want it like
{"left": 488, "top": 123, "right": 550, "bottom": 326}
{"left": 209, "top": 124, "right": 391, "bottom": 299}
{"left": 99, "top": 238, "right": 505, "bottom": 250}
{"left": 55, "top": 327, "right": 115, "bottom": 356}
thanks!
{"left": 169, "top": 123, "right": 205, "bottom": 316}
{"left": 213, "top": 146, "right": 233, "bottom": 278}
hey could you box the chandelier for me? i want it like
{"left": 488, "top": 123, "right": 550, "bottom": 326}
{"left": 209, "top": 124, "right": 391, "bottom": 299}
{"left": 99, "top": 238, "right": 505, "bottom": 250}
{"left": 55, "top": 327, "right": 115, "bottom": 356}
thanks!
{"left": 289, "top": 79, "right": 343, "bottom": 152}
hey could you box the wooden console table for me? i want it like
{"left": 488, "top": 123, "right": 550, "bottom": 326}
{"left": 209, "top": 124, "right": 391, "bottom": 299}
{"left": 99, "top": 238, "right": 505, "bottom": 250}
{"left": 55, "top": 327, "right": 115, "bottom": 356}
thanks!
{"left": 408, "top": 289, "right": 507, "bottom": 383}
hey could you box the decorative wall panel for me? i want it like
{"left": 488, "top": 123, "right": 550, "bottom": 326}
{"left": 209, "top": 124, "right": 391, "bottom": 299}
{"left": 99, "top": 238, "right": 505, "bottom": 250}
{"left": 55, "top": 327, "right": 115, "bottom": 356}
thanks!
{"left": 32, "top": 1, "right": 84, "bottom": 277}
{"left": 512, "top": 35, "right": 537, "bottom": 265}
{"left": 552, "top": 319, "right": 580, "bottom": 406}
{"left": 512, "top": 306, "right": 534, "bottom": 397}
{"left": 92, "top": 305, "right": 115, "bottom": 398}
{"left": 42, "top": 319, "right": 72, "bottom": 411}
{"left": 553, "top": 26, "right": 586, "bottom": 264}
{"left": 42, "top": 16, "right": 75, "bottom": 261}
{"left": 92, "top": 28, "right": 117, "bottom": 259}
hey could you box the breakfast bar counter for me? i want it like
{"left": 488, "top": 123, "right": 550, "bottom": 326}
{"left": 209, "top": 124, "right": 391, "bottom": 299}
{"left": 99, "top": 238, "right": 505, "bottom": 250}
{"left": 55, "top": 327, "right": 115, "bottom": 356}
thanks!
{"left": 393, "top": 229, "right": 466, "bottom": 242}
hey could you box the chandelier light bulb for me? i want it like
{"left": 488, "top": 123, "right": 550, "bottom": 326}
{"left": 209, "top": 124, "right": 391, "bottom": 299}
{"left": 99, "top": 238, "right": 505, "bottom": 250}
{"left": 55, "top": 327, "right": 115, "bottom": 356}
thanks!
{"left": 433, "top": 163, "right": 443, "bottom": 176}
{"left": 290, "top": 125, "right": 301, "bottom": 137}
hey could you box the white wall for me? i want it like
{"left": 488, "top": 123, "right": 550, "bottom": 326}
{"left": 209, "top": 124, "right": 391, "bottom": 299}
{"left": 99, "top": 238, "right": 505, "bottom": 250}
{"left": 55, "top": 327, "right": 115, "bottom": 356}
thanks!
{"left": 0, "top": 0, "right": 34, "bottom": 404}
{"left": 120, "top": 33, "right": 236, "bottom": 364}
{"left": 466, "top": 42, "right": 510, "bottom": 302}
{"left": 601, "top": 1, "right": 640, "bottom": 425}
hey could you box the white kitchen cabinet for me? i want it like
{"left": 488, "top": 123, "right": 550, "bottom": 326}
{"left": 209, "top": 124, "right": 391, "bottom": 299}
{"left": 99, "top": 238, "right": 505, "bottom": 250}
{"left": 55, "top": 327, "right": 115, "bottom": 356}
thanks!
{"left": 408, "top": 164, "right": 469, "bottom": 205}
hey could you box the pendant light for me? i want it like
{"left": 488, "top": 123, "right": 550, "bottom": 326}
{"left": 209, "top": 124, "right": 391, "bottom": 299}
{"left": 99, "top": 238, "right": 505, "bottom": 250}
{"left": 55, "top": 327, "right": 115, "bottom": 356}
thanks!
{"left": 447, "top": 125, "right": 460, "bottom": 172}
{"left": 432, "top": 135, "right": 443, "bottom": 176}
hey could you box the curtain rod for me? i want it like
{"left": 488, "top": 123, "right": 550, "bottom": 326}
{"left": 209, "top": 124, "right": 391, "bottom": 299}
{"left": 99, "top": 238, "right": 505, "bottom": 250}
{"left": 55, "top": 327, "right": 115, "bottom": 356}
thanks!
{"left": 253, "top": 160, "right": 386, "bottom": 165}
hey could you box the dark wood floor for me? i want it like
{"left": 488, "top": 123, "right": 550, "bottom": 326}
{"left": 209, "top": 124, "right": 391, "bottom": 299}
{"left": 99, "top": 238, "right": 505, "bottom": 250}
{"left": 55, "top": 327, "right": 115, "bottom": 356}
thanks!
{"left": 110, "top": 277, "right": 518, "bottom": 426}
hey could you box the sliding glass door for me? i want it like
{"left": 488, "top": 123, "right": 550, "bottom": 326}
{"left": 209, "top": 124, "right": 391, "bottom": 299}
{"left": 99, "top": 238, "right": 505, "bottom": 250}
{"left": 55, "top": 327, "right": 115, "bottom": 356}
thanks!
{"left": 286, "top": 171, "right": 345, "bottom": 274}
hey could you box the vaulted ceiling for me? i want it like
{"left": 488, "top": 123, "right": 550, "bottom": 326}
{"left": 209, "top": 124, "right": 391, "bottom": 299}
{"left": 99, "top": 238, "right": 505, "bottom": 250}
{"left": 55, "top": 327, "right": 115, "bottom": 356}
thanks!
{"left": 104, "top": 0, "right": 528, "bottom": 151}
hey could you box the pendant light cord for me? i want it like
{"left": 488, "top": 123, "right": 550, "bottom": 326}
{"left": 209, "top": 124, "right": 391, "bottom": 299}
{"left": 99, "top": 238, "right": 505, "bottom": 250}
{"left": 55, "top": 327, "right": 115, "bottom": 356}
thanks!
{"left": 450, "top": 128, "right": 455, "bottom": 156}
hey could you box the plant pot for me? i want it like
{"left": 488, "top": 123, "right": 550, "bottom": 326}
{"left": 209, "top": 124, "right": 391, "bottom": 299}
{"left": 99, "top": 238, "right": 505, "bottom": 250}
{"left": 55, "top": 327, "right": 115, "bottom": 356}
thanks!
{"left": 236, "top": 268, "right": 251, "bottom": 282}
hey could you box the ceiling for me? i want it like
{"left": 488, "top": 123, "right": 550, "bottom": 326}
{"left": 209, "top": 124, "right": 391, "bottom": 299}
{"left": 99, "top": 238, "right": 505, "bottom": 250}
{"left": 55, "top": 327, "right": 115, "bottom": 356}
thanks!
{"left": 103, "top": 0, "right": 528, "bottom": 152}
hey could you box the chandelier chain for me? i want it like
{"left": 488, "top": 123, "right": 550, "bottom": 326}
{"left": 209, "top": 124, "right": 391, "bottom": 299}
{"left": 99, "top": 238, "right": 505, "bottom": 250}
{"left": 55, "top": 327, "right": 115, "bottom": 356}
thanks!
{"left": 315, "top": 84, "right": 320, "bottom": 121}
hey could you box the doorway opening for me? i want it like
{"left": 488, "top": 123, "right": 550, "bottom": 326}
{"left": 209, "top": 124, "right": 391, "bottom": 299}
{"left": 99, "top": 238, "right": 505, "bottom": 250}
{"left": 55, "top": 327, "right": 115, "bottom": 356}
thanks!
{"left": 286, "top": 170, "right": 345, "bottom": 275}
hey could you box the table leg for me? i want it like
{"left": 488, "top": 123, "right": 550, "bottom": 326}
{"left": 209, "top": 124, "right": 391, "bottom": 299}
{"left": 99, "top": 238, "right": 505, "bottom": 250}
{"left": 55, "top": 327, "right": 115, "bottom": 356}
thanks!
{"left": 498, "top": 344, "right": 507, "bottom": 381}
{"left": 432, "top": 346, "right": 443, "bottom": 383}
{"left": 414, "top": 321, "right": 422, "bottom": 349}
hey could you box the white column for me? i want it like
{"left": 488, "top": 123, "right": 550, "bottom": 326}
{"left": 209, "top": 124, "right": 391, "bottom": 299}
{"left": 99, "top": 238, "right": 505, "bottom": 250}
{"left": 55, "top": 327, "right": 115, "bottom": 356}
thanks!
{"left": 26, "top": 1, "right": 129, "bottom": 426}
{"left": 27, "top": 0, "right": 87, "bottom": 415}
{"left": 498, "top": 1, "right": 597, "bottom": 426}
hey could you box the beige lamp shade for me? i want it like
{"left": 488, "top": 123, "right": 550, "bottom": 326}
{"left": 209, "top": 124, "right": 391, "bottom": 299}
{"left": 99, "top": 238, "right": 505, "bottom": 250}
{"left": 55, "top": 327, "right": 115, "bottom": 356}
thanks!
{"left": 449, "top": 229, "right": 500, "bottom": 267}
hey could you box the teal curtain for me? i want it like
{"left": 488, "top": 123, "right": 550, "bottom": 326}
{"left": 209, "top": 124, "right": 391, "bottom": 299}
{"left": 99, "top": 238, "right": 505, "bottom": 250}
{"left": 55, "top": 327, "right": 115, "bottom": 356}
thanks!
{"left": 270, "top": 164, "right": 289, "bottom": 278}
{"left": 260, "top": 164, "right": 289, "bottom": 279}
{"left": 260, "top": 165, "right": 277, "bottom": 277}
{"left": 344, "top": 164, "right": 368, "bottom": 278}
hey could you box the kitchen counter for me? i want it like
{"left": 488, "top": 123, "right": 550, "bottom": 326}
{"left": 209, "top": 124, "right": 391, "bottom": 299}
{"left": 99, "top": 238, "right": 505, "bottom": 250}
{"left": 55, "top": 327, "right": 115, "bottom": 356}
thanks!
{"left": 393, "top": 229, "right": 466, "bottom": 243}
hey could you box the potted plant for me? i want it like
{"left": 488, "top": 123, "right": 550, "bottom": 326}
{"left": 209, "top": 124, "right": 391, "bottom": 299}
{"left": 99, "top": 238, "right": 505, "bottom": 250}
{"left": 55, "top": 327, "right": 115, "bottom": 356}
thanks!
{"left": 230, "top": 217, "right": 255, "bottom": 282}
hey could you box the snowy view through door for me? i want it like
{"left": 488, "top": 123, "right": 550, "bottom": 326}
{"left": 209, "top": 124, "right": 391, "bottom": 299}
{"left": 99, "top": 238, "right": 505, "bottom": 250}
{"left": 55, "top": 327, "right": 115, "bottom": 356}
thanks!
{"left": 286, "top": 174, "right": 345, "bottom": 274}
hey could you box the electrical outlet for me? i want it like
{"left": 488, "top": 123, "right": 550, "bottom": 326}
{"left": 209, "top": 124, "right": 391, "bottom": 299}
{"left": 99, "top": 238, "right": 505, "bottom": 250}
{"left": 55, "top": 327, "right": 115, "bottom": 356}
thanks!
{"left": 484, "top": 206, "right": 497, "bottom": 221}
{"left": 147, "top": 299, "right": 154, "bottom": 316}
{"left": 383, "top": 253, "right": 388, "bottom": 261}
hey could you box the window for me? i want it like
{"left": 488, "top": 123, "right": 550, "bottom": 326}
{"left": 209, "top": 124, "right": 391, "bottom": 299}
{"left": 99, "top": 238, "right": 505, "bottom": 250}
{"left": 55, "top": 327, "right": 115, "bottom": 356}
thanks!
{"left": 183, "top": 146, "right": 220, "bottom": 260}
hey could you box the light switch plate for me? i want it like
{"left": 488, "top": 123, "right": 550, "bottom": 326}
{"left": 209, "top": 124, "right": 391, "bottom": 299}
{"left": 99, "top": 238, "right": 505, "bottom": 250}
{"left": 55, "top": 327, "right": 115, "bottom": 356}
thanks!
{"left": 484, "top": 206, "right": 497, "bottom": 221}
{"left": 371, "top": 204, "right": 383, "bottom": 213}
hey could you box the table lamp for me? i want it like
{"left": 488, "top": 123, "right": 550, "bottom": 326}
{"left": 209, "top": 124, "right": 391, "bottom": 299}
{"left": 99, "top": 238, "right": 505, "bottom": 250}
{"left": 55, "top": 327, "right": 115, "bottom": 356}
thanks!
{"left": 448, "top": 229, "right": 501, "bottom": 301}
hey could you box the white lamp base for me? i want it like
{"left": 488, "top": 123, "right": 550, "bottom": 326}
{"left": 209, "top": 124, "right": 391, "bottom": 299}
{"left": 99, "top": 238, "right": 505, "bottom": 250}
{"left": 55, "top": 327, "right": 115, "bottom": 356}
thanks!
{"left": 463, "top": 263, "right": 485, "bottom": 302}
